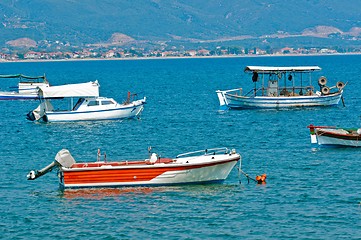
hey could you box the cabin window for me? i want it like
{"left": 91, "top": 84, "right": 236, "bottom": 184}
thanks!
{"left": 87, "top": 100, "right": 99, "bottom": 106}
{"left": 101, "top": 100, "right": 114, "bottom": 105}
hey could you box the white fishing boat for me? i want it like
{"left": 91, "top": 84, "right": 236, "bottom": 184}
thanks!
{"left": 27, "top": 147, "right": 241, "bottom": 189}
{"left": 26, "top": 81, "right": 146, "bottom": 122}
{"left": 308, "top": 124, "right": 361, "bottom": 147}
{"left": 216, "top": 66, "right": 346, "bottom": 109}
{"left": 0, "top": 74, "right": 49, "bottom": 100}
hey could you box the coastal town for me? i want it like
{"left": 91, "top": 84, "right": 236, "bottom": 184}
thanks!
{"left": 1, "top": 43, "right": 360, "bottom": 62}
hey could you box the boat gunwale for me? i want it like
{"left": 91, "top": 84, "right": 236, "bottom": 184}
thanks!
{"left": 45, "top": 101, "right": 145, "bottom": 115}
{"left": 61, "top": 155, "right": 241, "bottom": 172}
{"left": 224, "top": 90, "right": 342, "bottom": 100}
{"left": 316, "top": 128, "right": 361, "bottom": 141}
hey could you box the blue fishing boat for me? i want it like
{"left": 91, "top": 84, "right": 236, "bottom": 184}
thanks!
{"left": 0, "top": 74, "right": 49, "bottom": 100}
{"left": 216, "top": 66, "right": 346, "bottom": 109}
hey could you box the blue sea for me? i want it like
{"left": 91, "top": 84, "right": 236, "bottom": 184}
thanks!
{"left": 0, "top": 55, "right": 360, "bottom": 239}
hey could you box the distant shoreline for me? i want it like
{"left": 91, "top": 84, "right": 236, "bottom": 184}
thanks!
{"left": 1, "top": 52, "right": 361, "bottom": 64}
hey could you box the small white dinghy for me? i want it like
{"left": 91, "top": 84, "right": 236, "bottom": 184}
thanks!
{"left": 26, "top": 81, "right": 146, "bottom": 122}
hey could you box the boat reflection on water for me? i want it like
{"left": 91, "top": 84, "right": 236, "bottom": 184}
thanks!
{"left": 59, "top": 187, "right": 157, "bottom": 200}
{"left": 59, "top": 184, "right": 239, "bottom": 200}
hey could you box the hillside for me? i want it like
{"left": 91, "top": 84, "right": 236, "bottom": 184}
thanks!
{"left": 1, "top": 0, "right": 360, "bottom": 48}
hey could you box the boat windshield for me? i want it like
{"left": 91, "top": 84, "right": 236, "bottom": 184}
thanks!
{"left": 73, "top": 98, "right": 85, "bottom": 110}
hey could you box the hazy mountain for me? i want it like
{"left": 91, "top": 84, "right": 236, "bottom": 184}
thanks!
{"left": 1, "top": 0, "right": 360, "bottom": 49}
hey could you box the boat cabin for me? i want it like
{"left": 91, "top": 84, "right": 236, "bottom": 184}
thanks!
{"left": 73, "top": 97, "right": 118, "bottom": 111}
{"left": 244, "top": 66, "right": 323, "bottom": 97}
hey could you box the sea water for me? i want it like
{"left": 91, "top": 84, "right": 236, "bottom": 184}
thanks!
{"left": 0, "top": 55, "right": 360, "bottom": 239}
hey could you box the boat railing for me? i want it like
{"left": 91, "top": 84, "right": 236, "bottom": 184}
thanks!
{"left": 222, "top": 88, "right": 243, "bottom": 95}
{"left": 250, "top": 85, "right": 316, "bottom": 97}
{"left": 123, "top": 91, "right": 145, "bottom": 104}
{"left": 223, "top": 84, "right": 336, "bottom": 97}
{"left": 176, "top": 147, "right": 229, "bottom": 158}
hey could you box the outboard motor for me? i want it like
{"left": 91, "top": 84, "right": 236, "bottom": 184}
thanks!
{"left": 26, "top": 111, "right": 36, "bottom": 121}
{"left": 27, "top": 149, "right": 76, "bottom": 180}
{"left": 26, "top": 101, "right": 49, "bottom": 121}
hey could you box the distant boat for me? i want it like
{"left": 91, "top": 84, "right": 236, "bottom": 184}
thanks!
{"left": 26, "top": 80, "right": 146, "bottom": 122}
{"left": 0, "top": 74, "right": 49, "bottom": 100}
{"left": 307, "top": 124, "right": 361, "bottom": 147}
{"left": 216, "top": 66, "right": 346, "bottom": 109}
{"left": 27, "top": 147, "right": 241, "bottom": 189}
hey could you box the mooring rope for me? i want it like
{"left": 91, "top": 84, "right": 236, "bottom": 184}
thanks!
{"left": 237, "top": 166, "right": 257, "bottom": 184}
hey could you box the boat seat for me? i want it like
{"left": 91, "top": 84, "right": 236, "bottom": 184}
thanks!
{"left": 306, "top": 90, "right": 314, "bottom": 96}
{"left": 289, "top": 92, "right": 299, "bottom": 96}
{"left": 157, "top": 158, "right": 174, "bottom": 164}
{"left": 145, "top": 158, "right": 174, "bottom": 165}
{"left": 280, "top": 88, "right": 290, "bottom": 96}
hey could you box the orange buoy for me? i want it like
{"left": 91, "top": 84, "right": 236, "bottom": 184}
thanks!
{"left": 256, "top": 173, "right": 267, "bottom": 184}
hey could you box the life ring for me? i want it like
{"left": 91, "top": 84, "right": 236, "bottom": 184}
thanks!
{"left": 336, "top": 81, "right": 345, "bottom": 90}
{"left": 321, "top": 86, "right": 330, "bottom": 95}
{"left": 318, "top": 76, "right": 327, "bottom": 86}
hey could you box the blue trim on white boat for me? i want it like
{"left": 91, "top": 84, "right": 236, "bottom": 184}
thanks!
{"left": 46, "top": 105, "right": 144, "bottom": 115}
{"left": 0, "top": 95, "right": 39, "bottom": 100}
{"left": 47, "top": 116, "right": 140, "bottom": 123}
{"left": 224, "top": 92, "right": 342, "bottom": 109}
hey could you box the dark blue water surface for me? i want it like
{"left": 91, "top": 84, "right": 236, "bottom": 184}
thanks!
{"left": 0, "top": 55, "right": 360, "bottom": 239}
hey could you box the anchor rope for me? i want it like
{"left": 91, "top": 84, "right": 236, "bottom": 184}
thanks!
{"left": 236, "top": 166, "right": 257, "bottom": 184}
